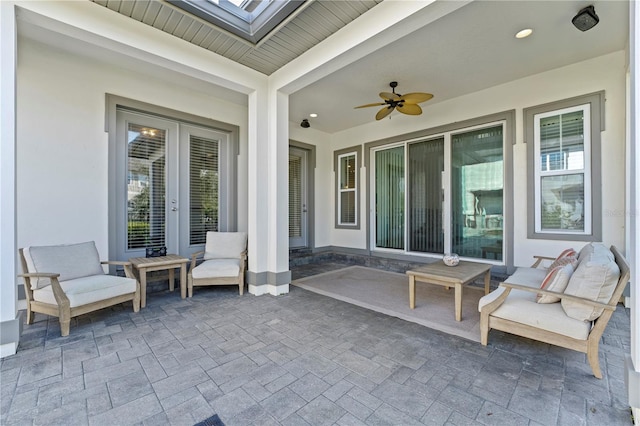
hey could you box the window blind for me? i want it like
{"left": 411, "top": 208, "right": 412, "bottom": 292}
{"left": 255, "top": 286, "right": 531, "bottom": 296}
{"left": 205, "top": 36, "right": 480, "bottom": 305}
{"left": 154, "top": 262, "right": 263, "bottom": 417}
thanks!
{"left": 190, "top": 135, "right": 219, "bottom": 245}
{"left": 289, "top": 154, "right": 302, "bottom": 237}
{"left": 375, "top": 146, "right": 405, "bottom": 249}
{"left": 408, "top": 138, "right": 444, "bottom": 253}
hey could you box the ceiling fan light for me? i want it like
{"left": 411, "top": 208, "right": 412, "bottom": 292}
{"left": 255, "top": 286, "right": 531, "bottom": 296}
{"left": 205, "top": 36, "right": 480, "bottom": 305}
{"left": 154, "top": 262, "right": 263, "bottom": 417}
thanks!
{"left": 515, "top": 28, "right": 533, "bottom": 39}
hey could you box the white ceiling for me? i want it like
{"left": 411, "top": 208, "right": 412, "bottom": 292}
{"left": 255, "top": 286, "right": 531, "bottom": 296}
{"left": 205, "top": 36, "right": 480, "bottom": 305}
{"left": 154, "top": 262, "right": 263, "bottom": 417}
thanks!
{"left": 17, "top": 1, "right": 629, "bottom": 136}
{"left": 290, "top": 0, "right": 629, "bottom": 133}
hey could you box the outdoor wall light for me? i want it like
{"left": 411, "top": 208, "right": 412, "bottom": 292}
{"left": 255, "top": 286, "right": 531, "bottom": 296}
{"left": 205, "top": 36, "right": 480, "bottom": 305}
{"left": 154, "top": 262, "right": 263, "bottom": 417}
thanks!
{"left": 300, "top": 119, "right": 310, "bottom": 128}
{"left": 572, "top": 5, "right": 599, "bottom": 32}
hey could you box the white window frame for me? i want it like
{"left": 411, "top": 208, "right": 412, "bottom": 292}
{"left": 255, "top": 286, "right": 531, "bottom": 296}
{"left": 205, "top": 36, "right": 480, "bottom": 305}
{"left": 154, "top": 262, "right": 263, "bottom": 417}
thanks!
{"left": 533, "top": 104, "right": 592, "bottom": 235}
{"left": 334, "top": 146, "right": 361, "bottom": 229}
{"left": 337, "top": 152, "right": 358, "bottom": 227}
{"left": 524, "top": 92, "right": 604, "bottom": 242}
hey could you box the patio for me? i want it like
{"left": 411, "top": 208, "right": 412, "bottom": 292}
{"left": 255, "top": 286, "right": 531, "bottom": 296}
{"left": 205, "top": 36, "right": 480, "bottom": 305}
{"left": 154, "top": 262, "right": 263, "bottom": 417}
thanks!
{"left": 0, "top": 262, "right": 632, "bottom": 426}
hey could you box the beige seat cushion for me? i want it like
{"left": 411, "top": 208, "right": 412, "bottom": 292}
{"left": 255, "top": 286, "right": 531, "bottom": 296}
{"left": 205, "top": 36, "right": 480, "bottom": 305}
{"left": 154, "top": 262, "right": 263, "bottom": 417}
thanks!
{"left": 504, "top": 266, "right": 548, "bottom": 286}
{"left": 478, "top": 281, "right": 591, "bottom": 340}
{"left": 32, "top": 275, "right": 137, "bottom": 308}
{"left": 192, "top": 259, "right": 241, "bottom": 279}
{"left": 24, "top": 241, "right": 104, "bottom": 290}
{"left": 204, "top": 232, "right": 247, "bottom": 260}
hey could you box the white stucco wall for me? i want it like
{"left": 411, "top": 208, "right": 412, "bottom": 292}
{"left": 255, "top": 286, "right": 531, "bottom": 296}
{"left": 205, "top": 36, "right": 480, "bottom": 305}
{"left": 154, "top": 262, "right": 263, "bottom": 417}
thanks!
{"left": 321, "top": 51, "right": 627, "bottom": 265}
{"left": 16, "top": 37, "right": 249, "bottom": 258}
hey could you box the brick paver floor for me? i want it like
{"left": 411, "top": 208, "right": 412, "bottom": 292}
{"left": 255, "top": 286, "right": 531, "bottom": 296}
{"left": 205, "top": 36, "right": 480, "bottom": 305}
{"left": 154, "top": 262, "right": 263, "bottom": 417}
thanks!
{"left": 1, "top": 263, "right": 633, "bottom": 425}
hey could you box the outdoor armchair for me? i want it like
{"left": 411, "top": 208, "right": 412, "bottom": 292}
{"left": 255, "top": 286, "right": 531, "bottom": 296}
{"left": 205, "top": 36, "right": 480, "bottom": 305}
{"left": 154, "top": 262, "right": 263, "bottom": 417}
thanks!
{"left": 19, "top": 241, "right": 140, "bottom": 336}
{"left": 188, "top": 231, "right": 247, "bottom": 296}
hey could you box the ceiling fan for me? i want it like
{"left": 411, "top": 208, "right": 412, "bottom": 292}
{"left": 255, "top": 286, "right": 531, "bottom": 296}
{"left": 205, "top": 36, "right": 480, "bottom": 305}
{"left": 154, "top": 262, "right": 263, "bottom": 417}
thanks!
{"left": 354, "top": 81, "right": 433, "bottom": 120}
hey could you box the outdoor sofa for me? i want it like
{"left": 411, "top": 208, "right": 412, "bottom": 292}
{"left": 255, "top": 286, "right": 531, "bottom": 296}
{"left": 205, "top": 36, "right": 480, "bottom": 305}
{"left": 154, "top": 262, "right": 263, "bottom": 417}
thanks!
{"left": 479, "top": 242, "right": 630, "bottom": 378}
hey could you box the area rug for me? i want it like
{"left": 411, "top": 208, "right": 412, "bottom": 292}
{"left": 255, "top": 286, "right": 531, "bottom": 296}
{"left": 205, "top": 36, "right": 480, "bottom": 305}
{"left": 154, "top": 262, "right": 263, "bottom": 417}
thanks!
{"left": 292, "top": 265, "right": 485, "bottom": 342}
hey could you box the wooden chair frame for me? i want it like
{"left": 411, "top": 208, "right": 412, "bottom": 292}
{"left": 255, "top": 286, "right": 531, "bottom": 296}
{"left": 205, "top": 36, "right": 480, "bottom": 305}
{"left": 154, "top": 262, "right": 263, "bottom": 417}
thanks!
{"left": 19, "top": 248, "right": 141, "bottom": 337}
{"left": 187, "top": 250, "right": 247, "bottom": 296}
{"left": 480, "top": 245, "right": 630, "bottom": 379}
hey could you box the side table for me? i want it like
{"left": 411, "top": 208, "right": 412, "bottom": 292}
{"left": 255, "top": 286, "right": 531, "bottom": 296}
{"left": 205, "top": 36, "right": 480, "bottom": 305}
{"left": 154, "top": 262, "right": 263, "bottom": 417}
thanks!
{"left": 129, "top": 254, "right": 189, "bottom": 308}
{"left": 406, "top": 261, "right": 491, "bottom": 321}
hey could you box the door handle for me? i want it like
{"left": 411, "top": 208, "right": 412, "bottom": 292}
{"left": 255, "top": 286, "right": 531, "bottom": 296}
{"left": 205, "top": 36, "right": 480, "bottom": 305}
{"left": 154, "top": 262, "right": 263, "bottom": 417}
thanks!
{"left": 171, "top": 207, "right": 178, "bottom": 212}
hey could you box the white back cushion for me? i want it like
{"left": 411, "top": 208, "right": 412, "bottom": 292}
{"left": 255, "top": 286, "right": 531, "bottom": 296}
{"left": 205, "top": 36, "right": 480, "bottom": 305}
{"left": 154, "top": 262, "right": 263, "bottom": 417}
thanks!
{"left": 204, "top": 232, "right": 247, "bottom": 260}
{"left": 562, "top": 246, "right": 620, "bottom": 321}
{"left": 24, "top": 241, "right": 104, "bottom": 290}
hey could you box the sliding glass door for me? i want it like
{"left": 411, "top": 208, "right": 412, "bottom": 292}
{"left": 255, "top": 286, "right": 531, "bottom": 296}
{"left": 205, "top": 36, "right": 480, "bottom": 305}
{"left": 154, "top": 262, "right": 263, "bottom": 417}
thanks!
{"left": 451, "top": 126, "right": 504, "bottom": 260}
{"left": 408, "top": 138, "right": 444, "bottom": 253}
{"left": 375, "top": 146, "right": 405, "bottom": 249}
{"left": 371, "top": 123, "right": 505, "bottom": 261}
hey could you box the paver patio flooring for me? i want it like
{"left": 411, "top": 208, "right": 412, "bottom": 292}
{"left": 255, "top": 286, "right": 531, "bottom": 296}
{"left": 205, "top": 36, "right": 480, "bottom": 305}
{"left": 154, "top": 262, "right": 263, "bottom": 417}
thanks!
{"left": 1, "top": 263, "right": 633, "bottom": 425}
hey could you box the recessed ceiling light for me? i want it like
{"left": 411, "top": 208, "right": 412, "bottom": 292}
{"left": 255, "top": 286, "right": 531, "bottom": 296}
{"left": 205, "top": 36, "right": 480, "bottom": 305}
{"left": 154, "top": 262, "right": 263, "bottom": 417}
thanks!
{"left": 309, "top": 113, "right": 318, "bottom": 118}
{"left": 515, "top": 28, "right": 533, "bottom": 39}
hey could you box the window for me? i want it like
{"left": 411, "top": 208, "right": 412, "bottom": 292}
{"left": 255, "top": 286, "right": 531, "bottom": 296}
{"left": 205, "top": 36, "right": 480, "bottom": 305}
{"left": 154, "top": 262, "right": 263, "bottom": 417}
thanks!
{"left": 334, "top": 146, "right": 361, "bottom": 229}
{"left": 525, "top": 92, "right": 604, "bottom": 241}
{"left": 170, "top": 0, "right": 305, "bottom": 44}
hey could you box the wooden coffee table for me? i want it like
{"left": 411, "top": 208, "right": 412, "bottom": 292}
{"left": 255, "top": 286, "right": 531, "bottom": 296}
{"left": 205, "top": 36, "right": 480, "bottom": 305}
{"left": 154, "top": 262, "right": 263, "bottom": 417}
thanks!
{"left": 406, "top": 260, "right": 491, "bottom": 321}
{"left": 129, "top": 254, "right": 189, "bottom": 308}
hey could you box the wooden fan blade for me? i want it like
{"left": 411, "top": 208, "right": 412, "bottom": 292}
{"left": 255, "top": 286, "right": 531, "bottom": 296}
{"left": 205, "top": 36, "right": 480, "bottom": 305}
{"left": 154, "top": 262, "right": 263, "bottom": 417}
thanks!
{"left": 376, "top": 106, "right": 395, "bottom": 120}
{"left": 399, "top": 92, "right": 433, "bottom": 104}
{"left": 397, "top": 103, "right": 422, "bottom": 115}
{"left": 379, "top": 92, "right": 400, "bottom": 101}
{"left": 354, "top": 102, "right": 386, "bottom": 109}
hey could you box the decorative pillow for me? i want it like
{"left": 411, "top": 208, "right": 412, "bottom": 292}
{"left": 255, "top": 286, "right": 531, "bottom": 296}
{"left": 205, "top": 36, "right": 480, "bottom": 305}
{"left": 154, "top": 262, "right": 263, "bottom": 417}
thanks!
{"left": 537, "top": 262, "right": 575, "bottom": 304}
{"left": 24, "top": 241, "right": 104, "bottom": 290}
{"left": 548, "top": 248, "right": 577, "bottom": 270}
{"left": 562, "top": 248, "right": 621, "bottom": 321}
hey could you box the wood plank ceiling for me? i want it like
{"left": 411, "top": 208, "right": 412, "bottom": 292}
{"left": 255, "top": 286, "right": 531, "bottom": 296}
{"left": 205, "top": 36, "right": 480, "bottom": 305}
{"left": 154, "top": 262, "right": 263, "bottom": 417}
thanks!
{"left": 91, "top": 0, "right": 383, "bottom": 76}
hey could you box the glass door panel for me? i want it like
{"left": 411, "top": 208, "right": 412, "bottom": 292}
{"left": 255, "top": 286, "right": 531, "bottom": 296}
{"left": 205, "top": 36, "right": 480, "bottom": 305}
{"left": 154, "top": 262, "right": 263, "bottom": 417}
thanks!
{"left": 375, "top": 146, "right": 405, "bottom": 249}
{"left": 179, "top": 124, "right": 230, "bottom": 257}
{"left": 408, "top": 138, "right": 444, "bottom": 253}
{"left": 289, "top": 147, "right": 308, "bottom": 248}
{"left": 189, "top": 135, "right": 219, "bottom": 245}
{"left": 127, "top": 123, "right": 167, "bottom": 251}
{"left": 451, "top": 125, "right": 504, "bottom": 260}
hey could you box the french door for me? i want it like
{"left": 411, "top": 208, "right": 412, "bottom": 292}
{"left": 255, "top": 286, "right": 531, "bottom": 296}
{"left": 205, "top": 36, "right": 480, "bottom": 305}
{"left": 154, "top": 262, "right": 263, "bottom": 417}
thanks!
{"left": 289, "top": 147, "right": 308, "bottom": 248}
{"left": 114, "top": 109, "right": 230, "bottom": 260}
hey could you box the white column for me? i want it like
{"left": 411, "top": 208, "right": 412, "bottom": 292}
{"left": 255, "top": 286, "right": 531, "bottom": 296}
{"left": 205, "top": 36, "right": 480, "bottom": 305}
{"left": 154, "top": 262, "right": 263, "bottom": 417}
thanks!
{"left": 267, "top": 90, "right": 291, "bottom": 293}
{"left": 627, "top": 0, "right": 640, "bottom": 420}
{"left": 246, "top": 86, "right": 291, "bottom": 296}
{"left": 246, "top": 86, "right": 270, "bottom": 294}
{"left": 0, "top": 1, "right": 19, "bottom": 358}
